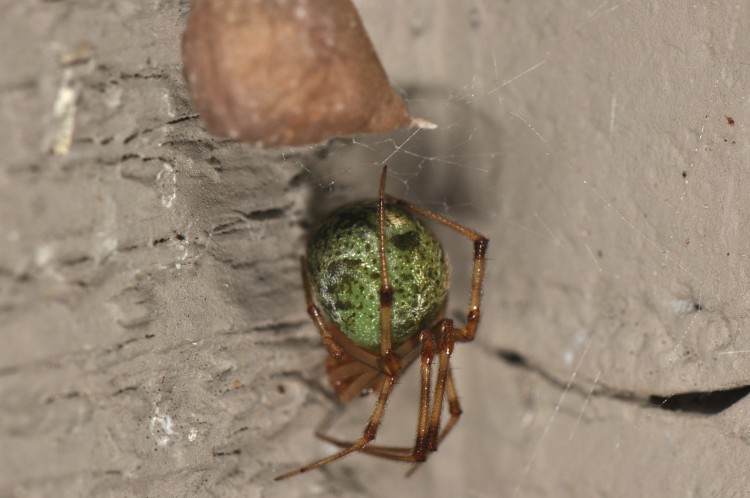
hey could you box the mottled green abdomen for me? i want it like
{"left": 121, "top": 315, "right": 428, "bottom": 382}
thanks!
{"left": 306, "top": 201, "right": 449, "bottom": 351}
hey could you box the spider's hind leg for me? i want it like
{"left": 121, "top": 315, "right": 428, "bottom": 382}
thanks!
{"left": 274, "top": 373, "right": 398, "bottom": 480}
{"left": 426, "top": 319, "right": 455, "bottom": 452}
{"left": 406, "top": 366, "right": 463, "bottom": 476}
{"left": 311, "top": 326, "right": 438, "bottom": 463}
{"left": 314, "top": 319, "right": 460, "bottom": 470}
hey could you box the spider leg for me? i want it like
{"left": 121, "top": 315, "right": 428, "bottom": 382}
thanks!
{"left": 438, "top": 367, "right": 463, "bottom": 445}
{"left": 312, "top": 329, "right": 438, "bottom": 463}
{"left": 385, "top": 194, "right": 489, "bottom": 342}
{"left": 301, "top": 256, "right": 344, "bottom": 360}
{"left": 404, "top": 320, "right": 457, "bottom": 477}
{"left": 315, "top": 363, "right": 466, "bottom": 474}
{"left": 406, "top": 366, "right": 463, "bottom": 477}
{"left": 312, "top": 322, "right": 458, "bottom": 467}
{"left": 316, "top": 432, "right": 412, "bottom": 454}
{"left": 414, "top": 328, "right": 436, "bottom": 461}
{"left": 278, "top": 167, "right": 478, "bottom": 479}
{"left": 377, "top": 166, "right": 401, "bottom": 377}
{"left": 276, "top": 167, "right": 404, "bottom": 481}
{"left": 426, "top": 319, "right": 454, "bottom": 451}
{"left": 325, "top": 354, "right": 383, "bottom": 402}
{"left": 274, "top": 374, "right": 397, "bottom": 480}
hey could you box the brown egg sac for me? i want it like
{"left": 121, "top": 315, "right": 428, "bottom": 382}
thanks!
{"left": 181, "top": 0, "right": 421, "bottom": 148}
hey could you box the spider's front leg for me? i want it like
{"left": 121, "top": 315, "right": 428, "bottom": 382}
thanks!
{"left": 458, "top": 237, "right": 489, "bottom": 342}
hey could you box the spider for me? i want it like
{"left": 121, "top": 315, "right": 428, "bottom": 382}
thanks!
{"left": 275, "top": 166, "right": 488, "bottom": 480}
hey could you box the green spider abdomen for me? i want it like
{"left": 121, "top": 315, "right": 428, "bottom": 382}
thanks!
{"left": 306, "top": 200, "right": 449, "bottom": 351}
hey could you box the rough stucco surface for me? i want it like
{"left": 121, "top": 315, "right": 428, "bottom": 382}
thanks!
{"left": 2, "top": 1, "right": 750, "bottom": 497}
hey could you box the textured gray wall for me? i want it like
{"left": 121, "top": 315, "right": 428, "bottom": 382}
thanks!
{"left": 2, "top": 1, "right": 749, "bottom": 497}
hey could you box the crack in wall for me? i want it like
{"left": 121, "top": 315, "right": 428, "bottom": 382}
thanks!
{"left": 495, "top": 348, "right": 750, "bottom": 415}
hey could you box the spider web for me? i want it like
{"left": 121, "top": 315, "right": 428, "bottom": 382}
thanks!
{"left": 275, "top": 1, "right": 749, "bottom": 496}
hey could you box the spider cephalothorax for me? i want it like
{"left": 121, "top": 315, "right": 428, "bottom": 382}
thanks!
{"left": 276, "top": 166, "right": 488, "bottom": 480}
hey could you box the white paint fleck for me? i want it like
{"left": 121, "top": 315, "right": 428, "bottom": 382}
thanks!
{"left": 188, "top": 428, "right": 198, "bottom": 442}
{"left": 150, "top": 409, "right": 177, "bottom": 446}
{"left": 35, "top": 244, "right": 53, "bottom": 266}
{"left": 93, "top": 194, "right": 118, "bottom": 263}
{"left": 248, "top": 219, "right": 267, "bottom": 241}
{"left": 156, "top": 162, "right": 177, "bottom": 208}
{"left": 161, "top": 88, "right": 175, "bottom": 118}
{"left": 101, "top": 237, "right": 118, "bottom": 254}
{"left": 563, "top": 350, "right": 574, "bottom": 366}
{"left": 672, "top": 299, "right": 700, "bottom": 315}
{"left": 52, "top": 68, "right": 77, "bottom": 155}
{"left": 103, "top": 86, "right": 123, "bottom": 109}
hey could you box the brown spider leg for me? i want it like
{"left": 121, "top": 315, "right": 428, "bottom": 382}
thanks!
{"left": 426, "top": 319, "right": 454, "bottom": 451}
{"left": 274, "top": 374, "right": 397, "bottom": 481}
{"left": 365, "top": 321, "right": 456, "bottom": 465}
{"left": 385, "top": 194, "right": 489, "bottom": 343}
{"left": 437, "top": 367, "right": 463, "bottom": 444}
{"left": 377, "top": 166, "right": 401, "bottom": 377}
{"left": 414, "top": 329, "right": 436, "bottom": 461}
{"left": 316, "top": 432, "right": 412, "bottom": 454}
{"left": 276, "top": 166, "right": 405, "bottom": 481}
{"left": 312, "top": 327, "right": 437, "bottom": 462}
{"left": 301, "top": 256, "right": 344, "bottom": 360}
{"left": 314, "top": 321, "right": 456, "bottom": 464}
{"left": 405, "top": 365, "right": 463, "bottom": 476}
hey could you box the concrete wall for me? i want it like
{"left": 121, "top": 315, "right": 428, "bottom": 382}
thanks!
{"left": 2, "top": 1, "right": 749, "bottom": 496}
